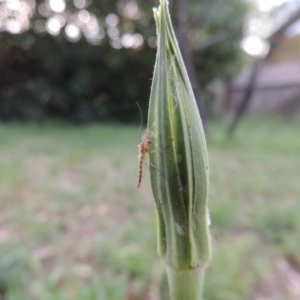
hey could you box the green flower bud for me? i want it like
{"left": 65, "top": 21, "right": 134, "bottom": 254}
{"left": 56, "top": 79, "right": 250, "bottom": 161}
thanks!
{"left": 147, "top": 0, "right": 211, "bottom": 284}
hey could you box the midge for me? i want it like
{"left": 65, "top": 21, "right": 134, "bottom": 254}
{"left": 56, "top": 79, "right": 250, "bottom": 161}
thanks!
{"left": 137, "top": 130, "right": 154, "bottom": 188}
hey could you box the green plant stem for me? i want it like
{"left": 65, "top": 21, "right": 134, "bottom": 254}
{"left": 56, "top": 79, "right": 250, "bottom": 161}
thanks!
{"left": 166, "top": 266, "right": 205, "bottom": 300}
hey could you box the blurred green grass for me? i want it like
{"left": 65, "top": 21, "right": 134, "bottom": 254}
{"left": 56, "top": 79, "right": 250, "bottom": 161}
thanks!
{"left": 0, "top": 118, "right": 299, "bottom": 300}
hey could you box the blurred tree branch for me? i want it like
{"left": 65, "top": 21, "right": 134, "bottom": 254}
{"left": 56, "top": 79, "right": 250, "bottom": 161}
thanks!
{"left": 227, "top": 6, "right": 300, "bottom": 136}
{"left": 174, "top": 0, "right": 247, "bottom": 133}
{"left": 175, "top": 0, "right": 208, "bottom": 130}
{"left": 197, "top": 30, "right": 241, "bottom": 50}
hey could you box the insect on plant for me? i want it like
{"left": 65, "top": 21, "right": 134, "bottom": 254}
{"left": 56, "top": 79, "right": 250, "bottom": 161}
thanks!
{"left": 135, "top": 103, "right": 169, "bottom": 189}
{"left": 137, "top": 129, "right": 154, "bottom": 188}
{"left": 135, "top": 101, "right": 174, "bottom": 189}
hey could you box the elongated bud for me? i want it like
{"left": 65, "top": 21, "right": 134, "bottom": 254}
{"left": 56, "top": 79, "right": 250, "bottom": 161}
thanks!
{"left": 147, "top": 0, "right": 211, "bottom": 275}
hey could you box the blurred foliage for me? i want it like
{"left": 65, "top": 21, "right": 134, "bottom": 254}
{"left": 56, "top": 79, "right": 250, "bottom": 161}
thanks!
{"left": 0, "top": 0, "right": 249, "bottom": 122}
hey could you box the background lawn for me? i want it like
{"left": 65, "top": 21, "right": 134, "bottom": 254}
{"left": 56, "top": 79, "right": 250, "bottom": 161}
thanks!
{"left": 0, "top": 117, "right": 299, "bottom": 300}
